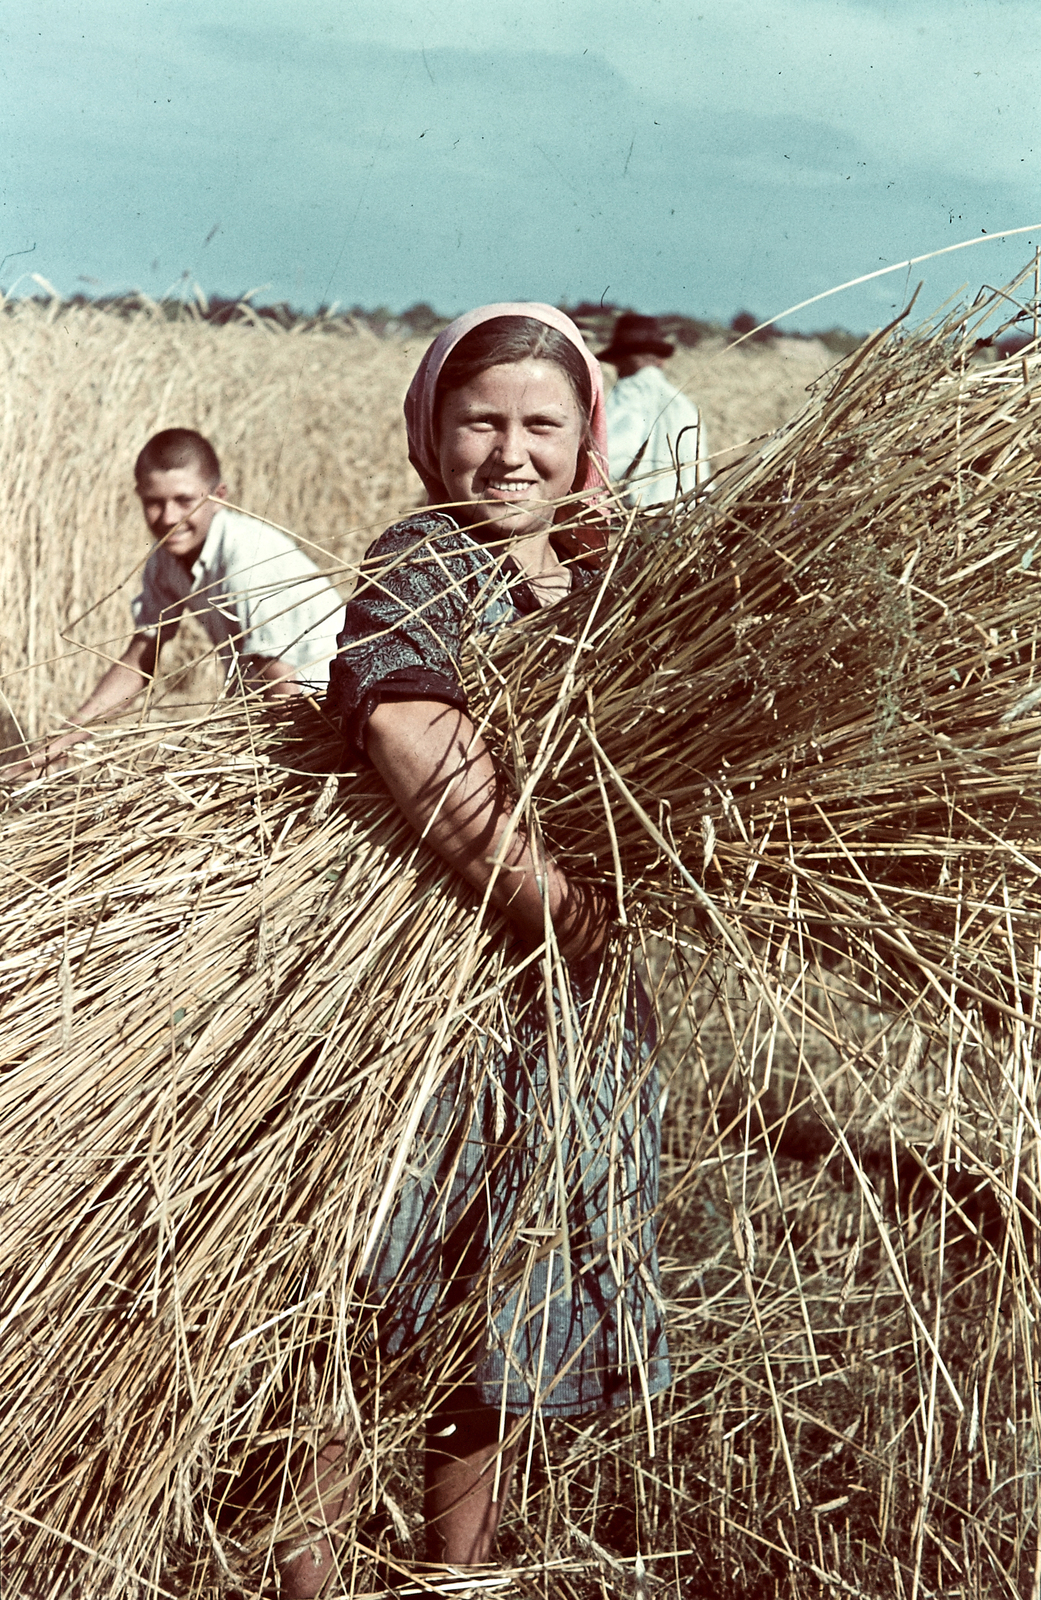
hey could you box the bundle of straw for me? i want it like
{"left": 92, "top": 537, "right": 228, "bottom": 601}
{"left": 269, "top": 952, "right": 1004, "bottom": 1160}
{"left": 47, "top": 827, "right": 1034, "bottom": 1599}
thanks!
{"left": 477, "top": 287, "right": 1041, "bottom": 1023}
{"left": 0, "top": 697, "right": 656, "bottom": 1598}
{"left": 3, "top": 272, "right": 1041, "bottom": 1597}
{"left": 0, "top": 705, "right": 514, "bottom": 1594}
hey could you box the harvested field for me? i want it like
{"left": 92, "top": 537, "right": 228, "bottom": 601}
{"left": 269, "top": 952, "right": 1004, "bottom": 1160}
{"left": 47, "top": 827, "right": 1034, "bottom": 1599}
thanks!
{"left": 3, "top": 276, "right": 1041, "bottom": 1600}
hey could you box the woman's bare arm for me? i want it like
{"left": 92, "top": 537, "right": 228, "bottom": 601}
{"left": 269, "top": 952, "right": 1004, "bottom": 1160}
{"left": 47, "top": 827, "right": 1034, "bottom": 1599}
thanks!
{"left": 366, "top": 697, "right": 611, "bottom": 962}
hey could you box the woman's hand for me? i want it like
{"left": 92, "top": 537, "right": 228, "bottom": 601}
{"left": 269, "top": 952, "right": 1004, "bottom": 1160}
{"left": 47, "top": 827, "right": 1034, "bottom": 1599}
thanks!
{"left": 365, "top": 697, "right": 613, "bottom": 963}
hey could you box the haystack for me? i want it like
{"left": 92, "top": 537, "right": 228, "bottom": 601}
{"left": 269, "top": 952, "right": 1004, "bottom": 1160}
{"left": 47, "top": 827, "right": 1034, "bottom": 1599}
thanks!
{"left": 3, "top": 272, "right": 1041, "bottom": 1599}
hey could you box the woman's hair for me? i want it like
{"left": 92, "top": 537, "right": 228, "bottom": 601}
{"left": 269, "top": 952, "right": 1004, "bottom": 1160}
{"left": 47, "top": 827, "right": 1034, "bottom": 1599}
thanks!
{"left": 434, "top": 315, "right": 593, "bottom": 421}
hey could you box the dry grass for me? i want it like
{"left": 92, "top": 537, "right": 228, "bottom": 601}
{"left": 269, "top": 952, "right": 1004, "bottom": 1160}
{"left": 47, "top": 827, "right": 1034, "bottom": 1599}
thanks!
{"left": 3, "top": 275, "right": 1041, "bottom": 1599}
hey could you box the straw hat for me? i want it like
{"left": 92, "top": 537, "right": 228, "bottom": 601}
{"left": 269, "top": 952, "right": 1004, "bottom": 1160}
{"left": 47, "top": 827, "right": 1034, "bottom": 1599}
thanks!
{"left": 596, "top": 311, "right": 674, "bottom": 363}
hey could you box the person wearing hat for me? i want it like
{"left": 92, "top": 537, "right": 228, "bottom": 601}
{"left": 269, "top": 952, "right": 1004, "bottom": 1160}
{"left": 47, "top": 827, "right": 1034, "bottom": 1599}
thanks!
{"left": 598, "top": 312, "right": 710, "bottom": 508}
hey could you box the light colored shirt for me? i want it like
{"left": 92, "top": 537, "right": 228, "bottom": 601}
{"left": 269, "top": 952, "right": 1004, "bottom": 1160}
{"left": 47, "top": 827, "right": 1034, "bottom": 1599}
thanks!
{"left": 131, "top": 507, "right": 343, "bottom": 689}
{"left": 604, "top": 365, "right": 710, "bottom": 508}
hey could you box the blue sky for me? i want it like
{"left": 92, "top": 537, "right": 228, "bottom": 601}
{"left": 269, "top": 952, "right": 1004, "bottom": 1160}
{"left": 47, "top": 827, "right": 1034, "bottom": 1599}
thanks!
{"left": 1, "top": 0, "right": 1037, "bottom": 332}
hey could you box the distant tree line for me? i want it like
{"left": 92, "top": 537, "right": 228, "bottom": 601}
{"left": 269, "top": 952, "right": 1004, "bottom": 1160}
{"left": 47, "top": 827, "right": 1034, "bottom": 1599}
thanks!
{"left": 0, "top": 285, "right": 900, "bottom": 355}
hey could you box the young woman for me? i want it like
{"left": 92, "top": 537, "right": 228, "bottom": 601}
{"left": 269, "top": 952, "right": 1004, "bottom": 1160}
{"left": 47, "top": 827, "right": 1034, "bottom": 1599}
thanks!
{"left": 286, "top": 305, "right": 670, "bottom": 1597}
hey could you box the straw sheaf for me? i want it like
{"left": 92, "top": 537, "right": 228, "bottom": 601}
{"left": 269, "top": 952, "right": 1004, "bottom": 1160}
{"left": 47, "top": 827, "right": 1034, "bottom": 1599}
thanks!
{"left": 0, "top": 704, "right": 644, "bottom": 1596}
{"left": 3, "top": 278, "right": 1041, "bottom": 1595}
{"left": 467, "top": 314, "right": 1041, "bottom": 1016}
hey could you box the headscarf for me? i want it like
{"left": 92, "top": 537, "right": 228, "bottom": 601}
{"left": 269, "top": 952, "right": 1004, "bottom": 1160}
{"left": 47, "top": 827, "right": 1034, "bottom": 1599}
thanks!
{"left": 403, "top": 303, "right": 610, "bottom": 534}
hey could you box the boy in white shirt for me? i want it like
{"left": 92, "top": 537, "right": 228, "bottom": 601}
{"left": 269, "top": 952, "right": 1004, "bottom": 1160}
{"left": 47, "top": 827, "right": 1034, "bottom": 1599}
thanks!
{"left": 11, "top": 428, "right": 342, "bottom": 772}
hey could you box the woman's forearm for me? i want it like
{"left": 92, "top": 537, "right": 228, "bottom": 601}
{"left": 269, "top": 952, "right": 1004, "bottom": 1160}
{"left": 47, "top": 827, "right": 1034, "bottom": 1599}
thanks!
{"left": 365, "top": 698, "right": 611, "bottom": 960}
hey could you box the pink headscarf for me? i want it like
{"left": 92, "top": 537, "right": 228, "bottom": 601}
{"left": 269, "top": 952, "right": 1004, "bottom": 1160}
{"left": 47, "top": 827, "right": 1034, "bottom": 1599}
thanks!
{"left": 403, "top": 303, "right": 610, "bottom": 548}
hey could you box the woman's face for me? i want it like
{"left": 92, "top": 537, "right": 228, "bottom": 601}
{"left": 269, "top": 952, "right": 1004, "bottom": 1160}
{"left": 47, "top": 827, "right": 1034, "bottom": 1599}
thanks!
{"left": 436, "top": 357, "right": 585, "bottom": 540}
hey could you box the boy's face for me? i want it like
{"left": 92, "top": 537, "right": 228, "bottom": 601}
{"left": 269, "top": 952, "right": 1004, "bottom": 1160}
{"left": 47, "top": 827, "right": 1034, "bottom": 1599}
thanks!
{"left": 136, "top": 465, "right": 227, "bottom": 560}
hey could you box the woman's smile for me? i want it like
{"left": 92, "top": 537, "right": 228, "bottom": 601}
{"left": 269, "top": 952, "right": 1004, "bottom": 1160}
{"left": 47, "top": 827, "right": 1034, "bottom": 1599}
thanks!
{"left": 484, "top": 476, "right": 536, "bottom": 499}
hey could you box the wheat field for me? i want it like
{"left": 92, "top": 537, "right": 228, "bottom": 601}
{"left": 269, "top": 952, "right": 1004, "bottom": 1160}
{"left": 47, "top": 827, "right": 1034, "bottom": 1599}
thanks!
{"left": 0, "top": 294, "right": 835, "bottom": 745}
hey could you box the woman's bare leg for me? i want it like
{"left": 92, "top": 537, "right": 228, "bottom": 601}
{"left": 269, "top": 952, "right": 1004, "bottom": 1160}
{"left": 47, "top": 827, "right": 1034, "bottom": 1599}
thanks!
{"left": 276, "top": 1395, "right": 519, "bottom": 1587}
{"left": 277, "top": 1433, "right": 354, "bottom": 1598}
{"left": 424, "top": 1397, "right": 518, "bottom": 1566}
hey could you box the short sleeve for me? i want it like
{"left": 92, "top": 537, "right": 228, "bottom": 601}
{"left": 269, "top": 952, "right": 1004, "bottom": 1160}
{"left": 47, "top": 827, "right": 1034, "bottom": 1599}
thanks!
{"left": 327, "top": 515, "right": 481, "bottom": 762}
{"left": 129, "top": 550, "right": 187, "bottom": 639}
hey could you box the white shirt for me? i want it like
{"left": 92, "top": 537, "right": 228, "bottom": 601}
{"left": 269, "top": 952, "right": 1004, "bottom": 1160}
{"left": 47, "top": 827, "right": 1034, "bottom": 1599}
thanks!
{"left": 604, "top": 365, "right": 710, "bottom": 508}
{"left": 131, "top": 507, "right": 343, "bottom": 689}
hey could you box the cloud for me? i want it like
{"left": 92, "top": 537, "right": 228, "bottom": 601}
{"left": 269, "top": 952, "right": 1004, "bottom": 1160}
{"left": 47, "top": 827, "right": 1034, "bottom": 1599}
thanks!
{"left": 333, "top": 0, "right": 1038, "bottom": 184}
